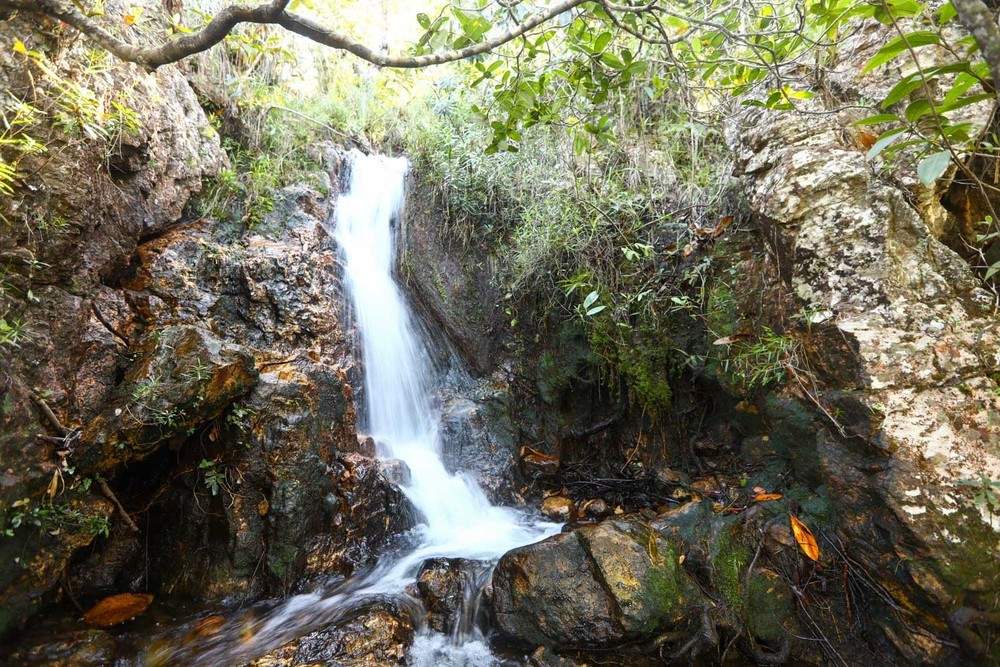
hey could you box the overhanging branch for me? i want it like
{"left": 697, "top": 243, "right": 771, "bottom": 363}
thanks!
{"left": 0, "top": 0, "right": 587, "bottom": 69}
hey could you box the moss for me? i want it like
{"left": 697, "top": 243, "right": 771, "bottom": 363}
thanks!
{"left": 587, "top": 316, "right": 674, "bottom": 417}
{"left": 712, "top": 525, "right": 752, "bottom": 613}
{"left": 710, "top": 521, "right": 796, "bottom": 643}
{"left": 705, "top": 281, "right": 737, "bottom": 339}
{"left": 644, "top": 542, "right": 684, "bottom": 616}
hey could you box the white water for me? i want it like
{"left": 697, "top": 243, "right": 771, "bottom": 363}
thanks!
{"left": 334, "top": 151, "right": 558, "bottom": 662}
{"left": 149, "top": 151, "right": 555, "bottom": 667}
{"left": 336, "top": 152, "right": 553, "bottom": 569}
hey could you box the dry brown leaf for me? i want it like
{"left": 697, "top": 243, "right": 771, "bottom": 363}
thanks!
{"left": 789, "top": 515, "right": 820, "bottom": 562}
{"left": 519, "top": 445, "right": 558, "bottom": 464}
{"left": 856, "top": 130, "right": 878, "bottom": 150}
{"left": 83, "top": 593, "right": 153, "bottom": 627}
{"left": 754, "top": 492, "right": 783, "bottom": 502}
{"left": 46, "top": 470, "right": 60, "bottom": 499}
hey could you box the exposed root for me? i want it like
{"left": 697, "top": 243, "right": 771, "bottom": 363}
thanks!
{"left": 98, "top": 477, "right": 140, "bottom": 532}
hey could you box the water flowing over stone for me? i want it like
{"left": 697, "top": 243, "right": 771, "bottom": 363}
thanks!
{"left": 335, "top": 152, "right": 554, "bottom": 566}
{"left": 150, "top": 152, "right": 558, "bottom": 665}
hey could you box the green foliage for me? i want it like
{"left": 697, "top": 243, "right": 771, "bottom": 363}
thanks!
{"left": 3, "top": 498, "right": 110, "bottom": 539}
{"left": 720, "top": 328, "right": 800, "bottom": 394}
{"left": 199, "top": 459, "right": 225, "bottom": 497}
{"left": 958, "top": 475, "right": 1000, "bottom": 518}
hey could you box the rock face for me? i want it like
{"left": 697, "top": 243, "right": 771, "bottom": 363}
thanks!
{"left": 0, "top": 12, "right": 412, "bottom": 641}
{"left": 0, "top": 9, "right": 225, "bottom": 633}
{"left": 726, "top": 25, "right": 1000, "bottom": 663}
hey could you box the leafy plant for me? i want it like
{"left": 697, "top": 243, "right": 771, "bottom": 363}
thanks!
{"left": 199, "top": 459, "right": 225, "bottom": 497}
{"left": 3, "top": 498, "right": 110, "bottom": 538}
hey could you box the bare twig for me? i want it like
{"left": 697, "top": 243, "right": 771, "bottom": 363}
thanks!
{"left": 97, "top": 477, "right": 139, "bottom": 532}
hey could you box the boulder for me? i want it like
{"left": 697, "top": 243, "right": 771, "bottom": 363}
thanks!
{"left": 415, "top": 557, "right": 487, "bottom": 633}
{"left": 489, "top": 520, "right": 703, "bottom": 649}
{"left": 250, "top": 603, "right": 414, "bottom": 667}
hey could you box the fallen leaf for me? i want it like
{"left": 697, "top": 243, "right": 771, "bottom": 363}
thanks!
{"left": 856, "top": 130, "right": 878, "bottom": 150}
{"left": 520, "top": 445, "right": 558, "bottom": 464}
{"left": 789, "top": 515, "right": 820, "bottom": 562}
{"left": 83, "top": 593, "right": 153, "bottom": 627}
{"left": 46, "top": 469, "right": 60, "bottom": 499}
{"left": 257, "top": 498, "right": 269, "bottom": 516}
{"left": 754, "top": 492, "right": 783, "bottom": 502}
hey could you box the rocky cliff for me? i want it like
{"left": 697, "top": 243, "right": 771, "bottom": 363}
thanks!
{"left": 0, "top": 15, "right": 412, "bottom": 651}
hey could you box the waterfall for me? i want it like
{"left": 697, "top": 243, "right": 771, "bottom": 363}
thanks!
{"left": 336, "top": 151, "right": 553, "bottom": 567}
{"left": 151, "top": 151, "right": 556, "bottom": 666}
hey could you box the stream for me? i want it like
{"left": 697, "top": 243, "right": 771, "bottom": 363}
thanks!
{"left": 146, "top": 151, "right": 558, "bottom": 666}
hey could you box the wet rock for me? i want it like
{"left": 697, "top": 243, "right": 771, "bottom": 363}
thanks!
{"left": 416, "top": 557, "right": 486, "bottom": 633}
{"left": 6, "top": 629, "right": 117, "bottom": 666}
{"left": 527, "top": 645, "right": 588, "bottom": 667}
{"left": 490, "top": 530, "right": 619, "bottom": 648}
{"left": 378, "top": 458, "right": 411, "bottom": 487}
{"left": 250, "top": 602, "right": 414, "bottom": 667}
{"left": 578, "top": 498, "right": 609, "bottom": 520}
{"left": 80, "top": 324, "right": 258, "bottom": 470}
{"left": 540, "top": 496, "right": 573, "bottom": 521}
{"left": 490, "top": 520, "right": 703, "bottom": 649}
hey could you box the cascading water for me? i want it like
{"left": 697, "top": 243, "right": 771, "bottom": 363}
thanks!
{"left": 335, "top": 152, "right": 552, "bottom": 566}
{"left": 152, "top": 151, "right": 556, "bottom": 666}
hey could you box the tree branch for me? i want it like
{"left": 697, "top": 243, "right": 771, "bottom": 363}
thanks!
{"left": 953, "top": 0, "right": 1000, "bottom": 97}
{"left": 0, "top": 0, "right": 586, "bottom": 70}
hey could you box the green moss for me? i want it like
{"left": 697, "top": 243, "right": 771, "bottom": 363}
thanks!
{"left": 587, "top": 316, "right": 674, "bottom": 417}
{"left": 706, "top": 281, "right": 737, "bottom": 339}
{"left": 713, "top": 525, "right": 752, "bottom": 613}
{"left": 644, "top": 542, "right": 683, "bottom": 615}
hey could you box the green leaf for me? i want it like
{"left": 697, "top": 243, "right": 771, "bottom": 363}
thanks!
{"left": 866, "top": 126, "right": 907, "bottom": 160}
{"left": 583, "top": 290, "right": 600, "bottom": 309}
{"left": 881, "top": 76, "right": 925, "bottom": 108}
{"left": 917, "top": 150, "right": 952, "bottom": 186}
{"left": 939, "top": 92, "right": 993, "bottom": 114}
{"left": 586, "top": 305, "right": 607, "bottom": 316}
{"left": 936, "top": 1, "right": 957, "bottom": 24}
{"left": 985, "top": 261, "right": 1000, "bottom": 280}
{"left": 593, "top": 31, "right": 613, "bottom": 53}
{"left": 903, "top": 99, "right": 933, "bottom": 122}
{"left": 864, "top": 31, "right": 941, "bottom": 72}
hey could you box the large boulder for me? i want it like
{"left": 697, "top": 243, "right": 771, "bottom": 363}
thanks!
{"left": 489, "top": 520, "right": 703, "bottom": 649}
